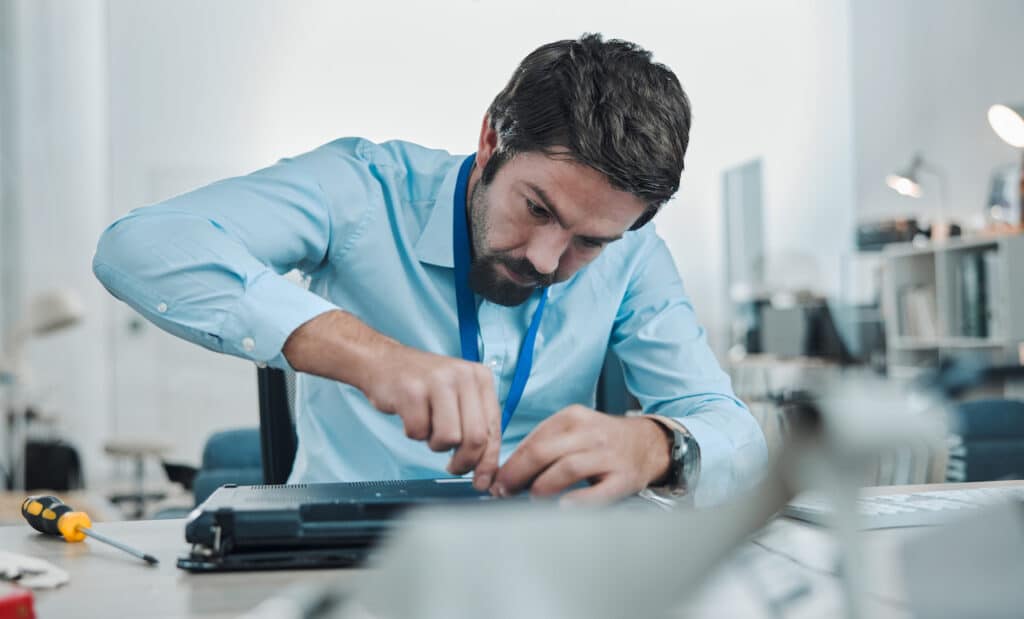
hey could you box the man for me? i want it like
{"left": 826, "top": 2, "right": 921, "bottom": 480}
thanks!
{"left": 94, "top": 34, "right": 766, "bottom": 507}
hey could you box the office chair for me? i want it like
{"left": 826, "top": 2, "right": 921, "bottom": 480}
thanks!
{"left": 947, "top": 398, "right": 1024, "bottom": 482}
{"left": 257, "top": 366, "right": 298, "bottom": 484}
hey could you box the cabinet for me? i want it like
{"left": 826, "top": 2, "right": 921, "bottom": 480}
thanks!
{"left": 882, "top": 234, "right": 1024, "bottom": 377}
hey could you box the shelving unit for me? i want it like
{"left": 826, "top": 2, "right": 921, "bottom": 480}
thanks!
{"left": 882, "top": 233, "right": 1024, "bottom": 377}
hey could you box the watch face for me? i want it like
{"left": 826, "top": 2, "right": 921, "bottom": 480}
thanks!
{"left": 672, "top": 430, "right": 687, "bottom": 460}
{"left": 669, "top": 429, "right": 699, "bottom": 494}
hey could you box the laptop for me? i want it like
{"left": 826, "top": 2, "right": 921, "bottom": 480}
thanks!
{"left": 178, "top": 477, "right": 669, "bottom": 572}
{"left": 177, "top": 478, "right": 499, "bottom": 572}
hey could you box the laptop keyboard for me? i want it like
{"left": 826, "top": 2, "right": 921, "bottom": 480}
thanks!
{"left": 785, "top": 485, "right": 1024, "bottom": 529}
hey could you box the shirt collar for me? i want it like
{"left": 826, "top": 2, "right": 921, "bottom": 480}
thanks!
{"left": 414, "top": 154, "right": 468, "bottom": 269}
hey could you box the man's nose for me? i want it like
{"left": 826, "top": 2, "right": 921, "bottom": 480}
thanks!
{"left": 524, "top": 228, "right": 571, "bottom": 276}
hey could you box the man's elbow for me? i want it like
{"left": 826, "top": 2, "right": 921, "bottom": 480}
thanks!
{"left": 92, "top": 215, "right": 147, "bottom": 295}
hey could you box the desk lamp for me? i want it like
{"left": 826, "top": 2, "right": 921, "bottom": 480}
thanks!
{"left": 886, "top": 153, "right": 951, "bottom": 240}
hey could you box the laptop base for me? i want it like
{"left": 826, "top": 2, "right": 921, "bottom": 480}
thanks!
{"left": 177, "top": 545, "right": 367, "bottom": 572}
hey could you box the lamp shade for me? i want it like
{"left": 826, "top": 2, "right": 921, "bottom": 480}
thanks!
{"left": 886, "top": 155, "right": 924, "bottom": 198}
{"left": 886, "top": 174, "right": 922, "bottom": 198}
{"left": 25, "top": 289, "right": 84, "bottom": 335}
{"left": 1, "top": 289, "right": 84, "bottom": 382}
{"left": 988, "top": 104, "right": 1024, "bottom": 148}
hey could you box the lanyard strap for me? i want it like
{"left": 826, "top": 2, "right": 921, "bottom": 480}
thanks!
{"left": 452, "top": 154, "right": 548, "bottom": 433}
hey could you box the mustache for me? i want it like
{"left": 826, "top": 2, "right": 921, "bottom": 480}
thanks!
{"left": 493, "top": 255, "right": 553, "bottom": 287}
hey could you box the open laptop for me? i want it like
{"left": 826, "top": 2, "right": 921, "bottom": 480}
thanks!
{"left": 178, "top": 478, "right": 502, "bottom": 571}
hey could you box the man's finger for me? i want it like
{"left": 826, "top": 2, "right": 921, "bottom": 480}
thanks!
{"left": 558, "top": 474, "right": 634, "bottom": 506}
{"left": 426, "top": 385, "right": 461, "bottom": 452}
{"left": 399, "top": 387, "right": 431, "bottom": 441}
{"left": 447, "top": 380, "right": 487, "bottom": 475}
{"left": 493, "top": 425, "right": 585, "bottom": 496}
{"left": 528, "top": 451, "right": 605, "bottom": 498}
{"left": 472, "top": 371, "right": 502, "bottom": 491}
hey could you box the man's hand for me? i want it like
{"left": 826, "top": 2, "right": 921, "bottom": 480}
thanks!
{"left": 491, "top": 404, "right": 672, "bottom": 505}
{"left": 359, "top": 343, "right": 502, "bottom": 489}
{"left": 282, "top": 310, "right": 502, "bottom": 490}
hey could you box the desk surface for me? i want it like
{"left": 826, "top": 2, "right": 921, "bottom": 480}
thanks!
{"left": 3, "top": 481, "right": 1022, "bottom": 619}
{"left": 1, "top": 518, "right": 363, "bottom": 619}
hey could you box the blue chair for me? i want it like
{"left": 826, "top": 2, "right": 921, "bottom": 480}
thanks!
{"left": 946, "top": 399, "right": 1024, "bottom": 482}
{"left": 191, "top": 428, "right": 264, "bottom": 505}
{"left": 190, "top": 367, "right": 298, "bottom": 505}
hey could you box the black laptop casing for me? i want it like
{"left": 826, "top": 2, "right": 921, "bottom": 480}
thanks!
{"left": 178, "top": 478, "right": 493, "bottom": 571}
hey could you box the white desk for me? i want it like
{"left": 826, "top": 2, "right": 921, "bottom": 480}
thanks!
{"left": 0, "top": 518, "right": 363, "bottom": 619}
{"left": 690, "top": 480, "right": 1024, "bottom": 618}
{"left": 4, "top": 481, "right": 1021, "bottom": 618}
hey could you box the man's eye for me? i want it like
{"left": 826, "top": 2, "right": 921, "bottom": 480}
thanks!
{"left": 526, "top": 200, "right": 549, "bottom": 220}
{"left": 579, "top": 238, "right": 605, "bottom": 250}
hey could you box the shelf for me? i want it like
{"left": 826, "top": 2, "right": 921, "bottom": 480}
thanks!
{"left": 891, "top": 338, "right": 940, "bottom": 350}
{"left": 883, "top": 242, "right": 939, "bottom": 259}
{"left": 935, "top": 337, "right": 1009, "bottom": 349}
{"left": 887, "top": 365, "right": 932, "bottom": 380}
{"left": 883, "top": 234, "right": 1007, "bottom": 259}
{"left": 883, "top": 232, "right": 1024, "bottom": 379}
{"left": 891, "top": 337, "right": 1008, "bottom": 351}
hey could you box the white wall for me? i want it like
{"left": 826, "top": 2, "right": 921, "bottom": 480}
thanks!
{"left": 1, "top": 0, "right": 20, "bottom": 356}
{"left": 9, "top": 0, "right": 858, "bottom": 481}
{"left": 3, "top": 0, "right": 112, "bottom": 481}
{"left": 851, "top": 0, "right": 1024, "bottom": 224}
{"left": 652, "top": 1, "right": 855, "bottom": 341}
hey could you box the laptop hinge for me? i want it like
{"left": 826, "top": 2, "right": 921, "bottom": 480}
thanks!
{"left": 212, "top": 508, "right": 236, "bottom": 556}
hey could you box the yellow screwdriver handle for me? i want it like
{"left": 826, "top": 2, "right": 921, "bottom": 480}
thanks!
{"left": 21, "top": 495, "right": 92, "bottom": 542}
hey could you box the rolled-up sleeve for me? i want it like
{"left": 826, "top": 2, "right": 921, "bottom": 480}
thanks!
{"left": 610, "top": 228, "right": 768, "bottom": 507}
{"left": 93, "top": 139, "right": 375, "bottom": 370}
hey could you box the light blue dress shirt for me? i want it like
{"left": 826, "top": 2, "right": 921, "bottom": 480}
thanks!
{"left": 93, "top": 138, "right": 767, "bottom": 506}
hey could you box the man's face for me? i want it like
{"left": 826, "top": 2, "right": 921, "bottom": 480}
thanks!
{"left": 467, "top": 151, "right": 649, "bottom": 306}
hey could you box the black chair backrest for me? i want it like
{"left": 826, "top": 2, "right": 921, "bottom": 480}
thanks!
{"left": 257, "top": 366, "right": 297, "bottom": 484}
{"left": 596, "top": 348, "right": 639, "bottom": 415}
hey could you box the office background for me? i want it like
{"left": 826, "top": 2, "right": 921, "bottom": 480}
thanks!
{"left": 1, "top": 0, "right": 1022, "bottom": 490}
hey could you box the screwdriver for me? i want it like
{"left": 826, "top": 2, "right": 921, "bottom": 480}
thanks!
{"left": 21, "top": 495, "right": 159, "bottom": 565}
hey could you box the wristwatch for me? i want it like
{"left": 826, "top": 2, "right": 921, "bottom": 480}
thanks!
{"left": 648, "top": 415, "right": 701, "bottom": 496}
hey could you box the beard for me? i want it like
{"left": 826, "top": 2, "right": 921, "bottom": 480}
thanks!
{"left": 466, "top": 179, "right": 553, "bottom": 307}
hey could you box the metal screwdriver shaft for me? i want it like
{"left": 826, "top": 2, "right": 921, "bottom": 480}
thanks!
{"left": 78, "top": 526, "right": 159, "bottom": 565}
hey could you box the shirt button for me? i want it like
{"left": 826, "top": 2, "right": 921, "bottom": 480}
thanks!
{"left": 242, "top": 337, "right": 256, "bottom": 352}
{"left": 486, "top": 358, "right": 500, "bottom": 370}
{"left": 156, "top": 302, "right": 168, "bottom": 313}
{"left": 255, "top": 361, "right": 267, "bottom": 369}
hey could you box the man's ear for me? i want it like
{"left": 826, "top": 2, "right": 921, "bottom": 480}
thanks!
{"left": 476, "top": 113, "right": 499, "bottom": 170}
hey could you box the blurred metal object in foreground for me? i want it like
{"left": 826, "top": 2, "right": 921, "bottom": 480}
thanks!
{"left": 303, "top": 371, "right": 941, "bottom": 619}
{"left": 253, "top": 362, "right": 1024, "bottom": 619}
{"left": 902, "top": 499, "right": 1024, "bottom": 619}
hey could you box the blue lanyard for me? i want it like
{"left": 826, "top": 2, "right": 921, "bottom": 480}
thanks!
{"left": 452, "top": 154, "right": 548, "bottom": 434}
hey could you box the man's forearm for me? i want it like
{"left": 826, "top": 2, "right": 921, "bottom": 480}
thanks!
{"left": 282, "top": 309, "right": 399, "bottom": 392}
{"left": 282, "top": 308, "right": 505, "bottom": 485}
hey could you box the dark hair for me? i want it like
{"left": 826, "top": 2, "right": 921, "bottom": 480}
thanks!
{"left": 484, "top": 33, "right": 692, "bottom": 229}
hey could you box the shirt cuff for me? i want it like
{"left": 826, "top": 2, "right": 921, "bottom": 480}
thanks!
{"left": 667, "top": 413, "right": 742, "bottom": 508}
{"left": 219, "top": 270, "right": 338, "bottom": 371}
